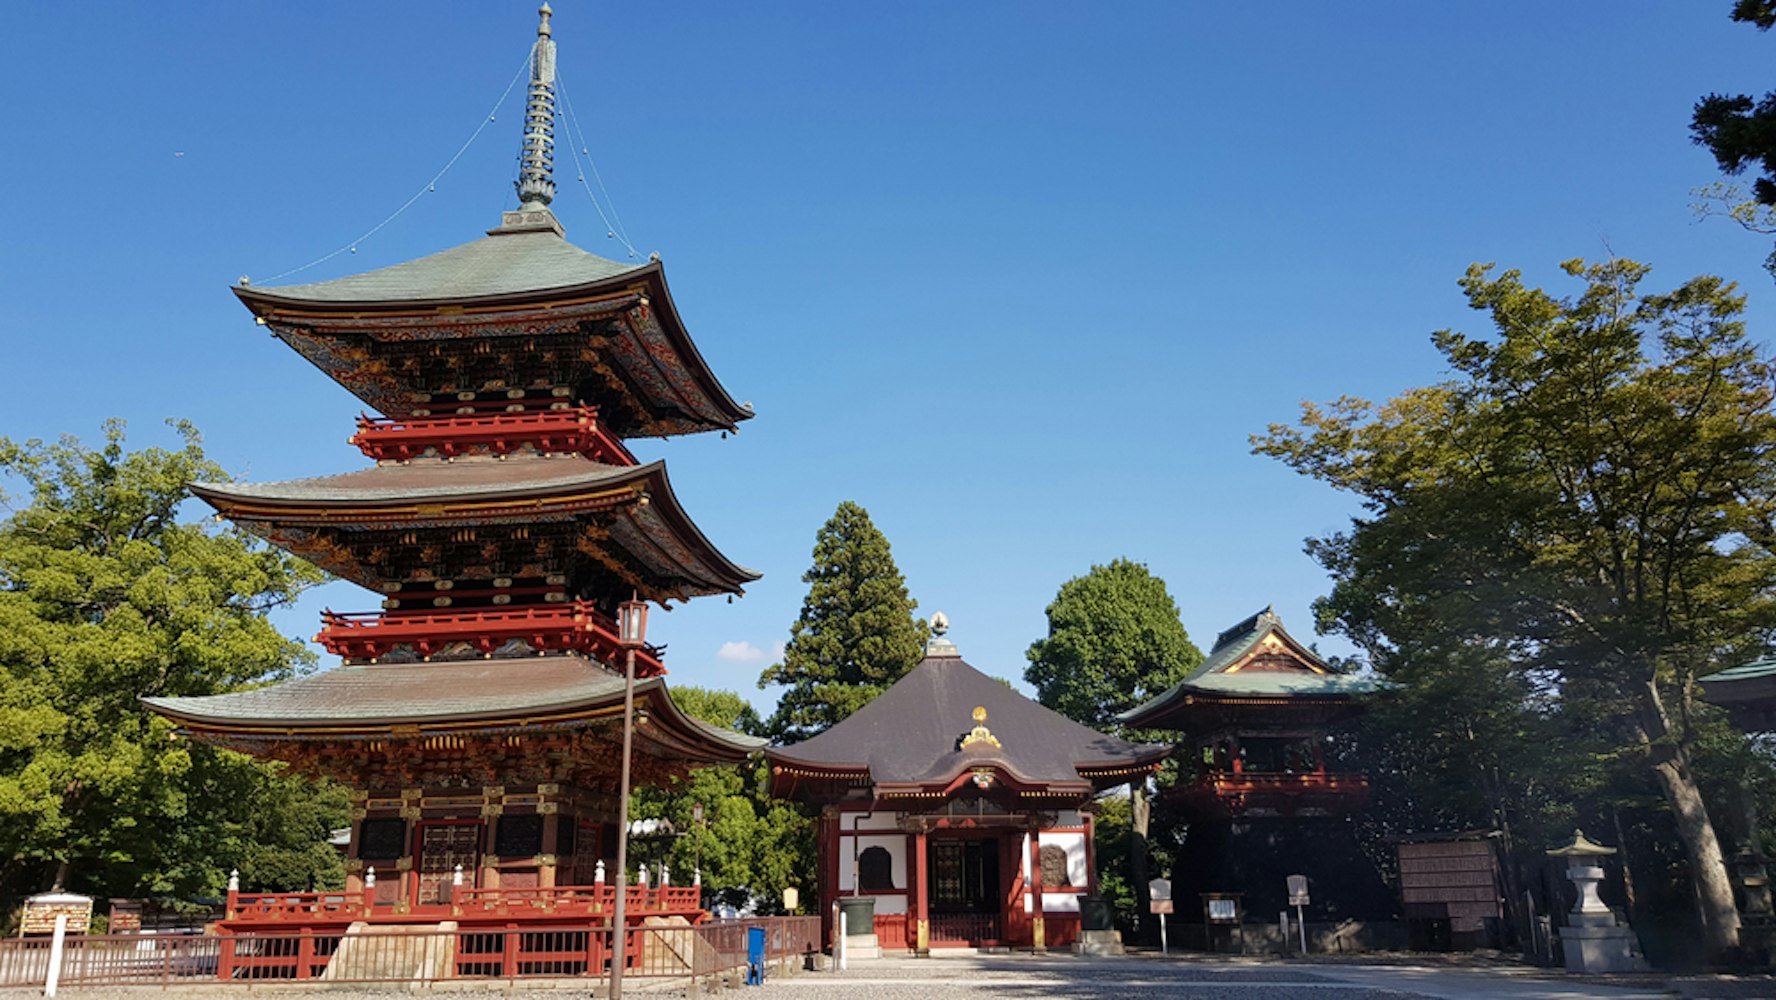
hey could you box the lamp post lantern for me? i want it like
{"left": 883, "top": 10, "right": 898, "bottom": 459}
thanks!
{"left": 610, "top": 594, "right": 649, "bottom": 999}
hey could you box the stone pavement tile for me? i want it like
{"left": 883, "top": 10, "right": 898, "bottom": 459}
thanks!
{"left": 1668, "top": 975, "right": 1776, "bottom": 999}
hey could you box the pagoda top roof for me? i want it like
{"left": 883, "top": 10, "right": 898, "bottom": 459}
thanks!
{"left": 238, "top": 210, "right": 642, "bottom": 307}
{"left": 191, "top": 455, "right": 759, "bottom": 600}
{"left": 767, "top": 620, "right": 1168, "bottom": 802}
{"left": 1120, "top": 608, "right": 1386, "bottom": 728}
{"left": 143, "top": 653, "right": 763, "bottom": 761}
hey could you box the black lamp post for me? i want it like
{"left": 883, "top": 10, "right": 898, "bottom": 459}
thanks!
{"left": 609, "top": 595, "right": 649, "bottom": 999}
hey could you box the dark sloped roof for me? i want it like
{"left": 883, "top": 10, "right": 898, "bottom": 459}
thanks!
{"left": 768, "top": 642, "right": 1168, "bottom": 793}
{"left": 240, "top": 216, "right": 641, "bottom": 305}
{"left": 143, "top": 655, "right": 764, "bottom": 760}
{"left": 1120, "top": 608, "right": 1385, "bottom": 728}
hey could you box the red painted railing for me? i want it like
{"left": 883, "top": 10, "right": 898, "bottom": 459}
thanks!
{"left": 350, "top": 406, "right": 635, "bottom": 464}
{"left": 1173, "top": 770, "right": 1371, "bottom": 817}
{"left": 315, "top": 602, "right": 665, "bottom": 675}
{"left": 228, "top": 889, "right": 370, "bottom": 923}
{"left": 1205, "top": 771, "right": 1370, "bottom": 793}
{"left": 453, "top": 884, "right": 703, "bottom": 919}
{"left": 224, "top": 884, "right": 699, "bottom": 927}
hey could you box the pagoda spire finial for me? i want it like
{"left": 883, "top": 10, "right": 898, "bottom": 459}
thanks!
{"left": 514, "top": 3, "right": 558, "bottom": 210}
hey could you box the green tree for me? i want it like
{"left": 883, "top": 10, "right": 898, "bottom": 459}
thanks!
{"left": 1025, "top": 559, "right": 1201, "bottom": 942}
{"left": 1692, "top": 1, "right": 1776, "bottom": 278}
{"left": 759, "top": 502, "right": 927, "bottom": 742}
{"left": 1256, "top": 258, "right": 1776, "bottom": 954}
{"left": 1024, "top": 559, "right": 1203, "bottom": 735}
{"left": 632, "top": 686, "right": 812, "bottom": 912}
{"left": 0, "top": 420, "right": 335, "bottom": 912}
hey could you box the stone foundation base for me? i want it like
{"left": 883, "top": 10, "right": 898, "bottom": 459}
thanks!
{"left": 1072, "top": 929, "right": 1124, "bottom": 957}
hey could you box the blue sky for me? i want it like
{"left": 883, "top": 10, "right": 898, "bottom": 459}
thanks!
{"left": 2, "top": 3, "right": 1772, "bottom": 712}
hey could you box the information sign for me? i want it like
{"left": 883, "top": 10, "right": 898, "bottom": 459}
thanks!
{"left": 1287, "top": 874, "right": 1310, "bottom": 907}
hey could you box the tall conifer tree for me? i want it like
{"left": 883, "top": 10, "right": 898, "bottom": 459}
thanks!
{"left": 759, "top": 502, "right": 927, "bottom": 742}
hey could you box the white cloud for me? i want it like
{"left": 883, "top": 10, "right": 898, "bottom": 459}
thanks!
{"left": 717, "top": 640, "right": 768, "bottom": 663}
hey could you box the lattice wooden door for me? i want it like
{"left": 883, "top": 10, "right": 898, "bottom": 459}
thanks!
{"left": 416, "top": 822, "right": 481, "bottom": 905}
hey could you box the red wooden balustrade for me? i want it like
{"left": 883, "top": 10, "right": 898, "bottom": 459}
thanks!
{"left": 350, "top": 406, "right": 635, "bottom": 464}
{"left": 1204, "top": 771, "right": 1370, "bottom": 793}
{"left": 224, "top": 884, "right": 702, "bottom": 926}
{"left": 315, "top": 602, "right": 665, "bottom": 675}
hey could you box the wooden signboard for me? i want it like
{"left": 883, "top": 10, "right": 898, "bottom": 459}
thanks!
{"left": 108, "top": 899, "right": 143, "bottom": 934}
{"left": 1149, "top": 898, "right": 1175, "bottom": 914}
{"left": 21, "top": 893, "right": 93, "bottom": 935}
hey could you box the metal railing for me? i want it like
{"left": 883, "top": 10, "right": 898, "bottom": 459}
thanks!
{"left": 0, "top": 917, "right": 820, "bottom": 988}
{"left": 930, "top": 911, "right": 1002, "bottom": 945}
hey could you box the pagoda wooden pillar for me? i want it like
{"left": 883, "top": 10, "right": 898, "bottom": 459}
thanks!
{"left": 540, "top": 808, "right": 559, "bottom": 889}
{"left": 482, "top": 805, "right": 502, "bottom": 890}
{"left": 913, "top": 827, "right": 930, "bottom": 954}
{"left": 1029, "top": 826, "right": 1046, "bottom": 952}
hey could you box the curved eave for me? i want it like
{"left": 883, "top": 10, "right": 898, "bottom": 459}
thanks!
{"left": 765, "top": 745, "right": 1166, "bottom": 799}
{"left": 1120, "top": 686, "right": 1372, "bottom": 729}
{"left": 234, "top": 263, "right": 753, "bottom": 434}
{"left": 190, "top": 460, "right": 758, "bottom": 597}
{"left": 144, "top": 676, "right": 761, "bottom": 764}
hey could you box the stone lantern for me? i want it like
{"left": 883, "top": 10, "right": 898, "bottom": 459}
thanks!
{"left": 1546, "top": 830, "right": 1644, "bottom": 973}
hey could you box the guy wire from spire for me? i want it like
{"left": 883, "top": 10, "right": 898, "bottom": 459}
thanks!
{"left": 556, "top": 71, "right": 641, "bottom": 260}
{"left": 254, "top": 44, "right": 536, "bottom": 284}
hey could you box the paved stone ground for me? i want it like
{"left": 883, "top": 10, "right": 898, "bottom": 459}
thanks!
{"left": 5, "top": 952, "right": 1773, "bottom": 998}
{"left": 713, "top": 953, "right": 1678, "bottom": 1000}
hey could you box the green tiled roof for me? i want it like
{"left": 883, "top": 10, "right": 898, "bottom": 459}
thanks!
{"left": 143, "top": 655, "right": 766, "bottom": 759}
{"left": 246, "top": 213, "right": 641, "bottom": 304}
{"left": 1119, "top": 608, "right": 1386, "bottom": 726}
{"left": 1701, "top": 656, "right": 1776, "bottom": 685}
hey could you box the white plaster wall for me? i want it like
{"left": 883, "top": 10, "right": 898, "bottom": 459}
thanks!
{"left": 835, "top": 833, "right": 907, "bottom": 892}
{"left": 873, "top": 895, "right": 907, "bottom": 915}
{"left": 1019, "top": 830, "right": 1088, "bottom": 913}
{"left": 839, "top": 812, "right": 901, "bottom": 832}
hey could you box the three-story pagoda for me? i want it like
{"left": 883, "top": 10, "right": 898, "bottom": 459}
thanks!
{"left": 145, "top": 6, "right": 762, "bottom": 923}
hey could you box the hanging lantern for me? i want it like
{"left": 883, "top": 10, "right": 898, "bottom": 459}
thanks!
{"left": 618, "top": 597, "right": 649, "bottom": 648}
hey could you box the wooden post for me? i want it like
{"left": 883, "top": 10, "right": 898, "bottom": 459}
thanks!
{"left": 1030, "top": 827, "right": 1046, "bottom": 952}
{"left": 913, "top": 828, "right": 930, "bottom": 954}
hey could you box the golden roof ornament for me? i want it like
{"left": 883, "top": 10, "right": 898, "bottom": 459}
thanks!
{"left": 960, "top": 705, "right": 1002, "bottom": 750}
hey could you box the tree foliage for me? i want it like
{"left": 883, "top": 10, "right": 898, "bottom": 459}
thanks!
{"left": 0, "top": 420, "right": 338, "bottom": 913}
{"left": 1025, "top": 558, "right": 1203, "bottom": 735}
{"left": 1256, "top": 258, "right": 1776, "bottom": 953}
{"left": 1693, "top": 2, "right": 1776, "bottom": 278}
{"left": 758, "top": 502, "right": 927, "bottom": 742}
{"left": 632, "top": 687, "right": 812, "bottom": 913}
